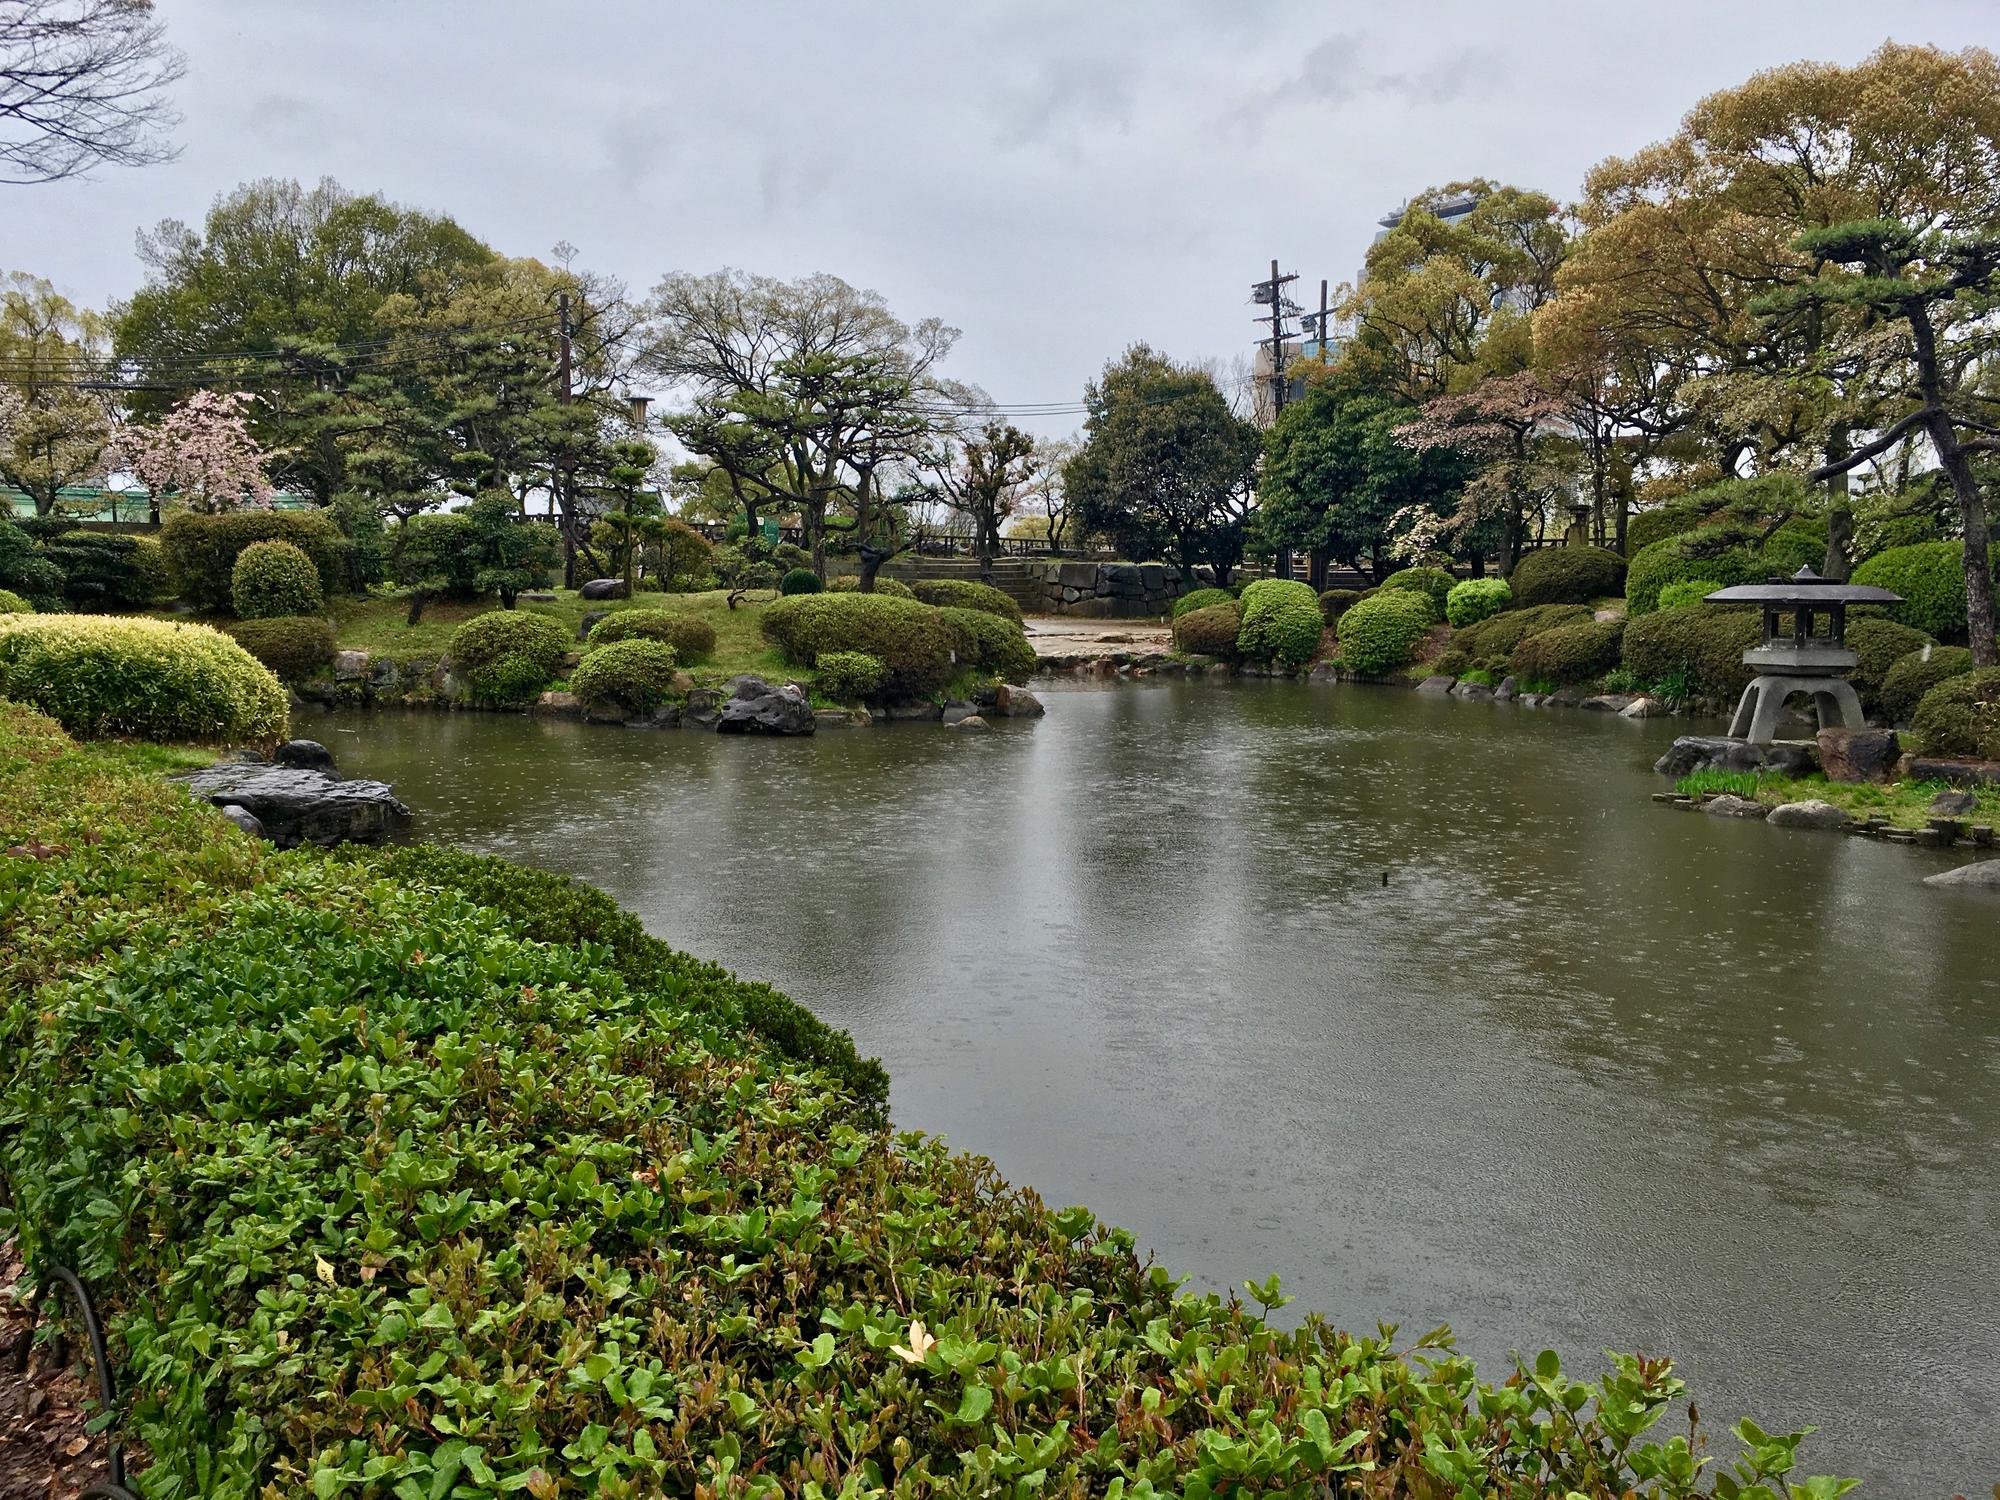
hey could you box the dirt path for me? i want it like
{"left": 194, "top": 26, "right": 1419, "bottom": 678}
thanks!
{"left": 0, "top": 1246, "right": 120, "bottom": 1500}
{"left": 1024, "top": 615, "right": 1173, "bottom": 658}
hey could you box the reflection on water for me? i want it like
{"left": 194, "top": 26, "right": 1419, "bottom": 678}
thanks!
{"left": 319, "top": 679, "right": 2000, "bottom": 1494}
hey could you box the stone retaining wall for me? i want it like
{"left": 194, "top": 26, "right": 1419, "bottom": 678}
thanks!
{"left": 1022, "top": 560, "right": 1193, "bottom": 618}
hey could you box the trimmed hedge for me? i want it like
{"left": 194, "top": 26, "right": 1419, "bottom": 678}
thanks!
{"left": 160, "top": 509, "right": 344, "bottom": 610}
{"left": 938, "top": 605, "right": 1037, "bottom": 682}
{"left": 225, "top": 615, "right": 336, "bottom": 684}
{"left": 1620, "top": 604, "right": 1762, "bottom": 706}
{"left": 568, "top": 637, "right": 680, "bottom": 718}
{"left": 0, "top": 587, "right": 30, "bottom": 614}
{"left": 1171, "top": 600, "right": 1242, "bottom": 657}
{"left": 1880, "top": 645, "right": 1975, "bottom": 726}
{"left": 586, "top": 608, "right": 717, "bottom": 664}
{"left": 1625, "top": 502, "right": 1709, "bottom": 556}
{"left": 1335, "top": 590, "right": 1435, "bottom": 675}
{"left": 447, "top": 610, "right": 571, "bottom": 707}
{"left": 1235, "top": 578, "right": 1324, "bottom": 669}
{"left": 1445, "top": 576, "right": 1510, "bottom": 628}
{"left": 1318, "top": 588, "right": 1365, "bottom": 627}
{"left": 1172, "top": 586, "right": 1234, "bottom": 619}
{"left": 909, "top": 577, "right": 1025, "bottom": 625}
{"left": 1655, "top": 579, "right": 1722, "bottom": 612}
{"left": 41, "top": 530, "right": 168, "bottom": 608}
{"left": 1850, "top": 540, "right": 2000, "bottom": 642}
{"left": 0, "top": 519, "right": 66, "bottom": 610}
{"left": 827, "top": 575, "right": 915, "bottom": 599}
{"left": 780, "top": 566, "right": 823, "bottom": 595}
{"left": 1625, "top": 473, "right": 1814, "bottom": 557}
{"left": 1378, "top": 566, "right": 1453, "bottom": 619}
{"left": 1510, "top": 618, "right": 1626, "bottom": 685}
{"left": 1509, "top": 546, "right": 1627, "bottom": 608}
{"left": 1451, "top": 601, "right": 1593, "bottom": 659}
{"left": 1846, "top": 619, "right": 1931, "bottom": 714}
{"left": 760, "top": 593, "right": 957, "bottom": 697}
{"left": 814, "top": 649, "right": 884, "bottom": 701}
{"left": 231, "top": 538, "right": 325, "bottom": 619}
{"left": 1910, "top": 667, "right": 2000, "bottom": 760}
{"left": 1626, "top": 521, "right": 1821, "bottom": 616}
{"left": 0, "top": 614, "right": 287, "bottom": 741}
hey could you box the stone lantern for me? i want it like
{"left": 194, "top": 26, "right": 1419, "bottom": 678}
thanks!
{"left": 1705, "top": 567, "right": 1903, "bottom": 743}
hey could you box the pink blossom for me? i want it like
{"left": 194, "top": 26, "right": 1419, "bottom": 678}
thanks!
{"left": 118, "top": 390, "right": 275, "bottom": 513}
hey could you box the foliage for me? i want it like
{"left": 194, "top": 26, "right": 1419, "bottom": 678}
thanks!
{"left": 1170, "top": 600, "right": 1242, "bottom": 658}
{"left": 936, "top": 420, "right": 1038, "bottom": 572}
{"left": 1675, "top": 769, "right": 1767, "bottom": 799}
{"left": 827, "top": 574, "right": 914, "bottom": 599}
{"left": 117, "top": 389, "right": 274, "bottom": 512}
{"left": 651, "top": 517, "right": 714, "bottom": 591}
{"left": 1846, "top": 618, "right": 1932, "bottom": 713}
{"left": 446, "top": 609, "right": 570, "bottom": 706}
{"left": 0, "top": 517, "right": 65, "bottom": 608}
{"left": 0, "top": 614, "right": 286, "bottom": 741}
{"left": 38, "top": 528, "right": 167, "bottom": 608}
{"left": 225, "top": 614, "right": 336, "bottom": 684}
{"left": 1910, "top": 668, "right": 2000, "bottom": 760}
{"left": 1317, "top": 588, "right": 1366, "bottom": 626}
{"left": 1335, "top": 590, "right": 1435, "bottom": 675}
{"left": 1626, "top": 522, "right": 1820, "bottom": 616}
{"left": 908, "top": 577, "right": 1024, "bottom": 625}
{"left": 936, "top": 606, "right": 1037, "bottom": 683}
{"left": 710, "top": 543, "right": 779, "bottom": 604}
{"left": 1451, "top": 602, "right": 1593, "bottom": 659}
{"left": 1620, "top": 604, "right": 1763, "bottom": 705}
{"left": 1171, "top": 586, "right": 1233, "bottom": 619}
{"left": 1509, "top": 618, "right": 1626, "bottom": 684}
{"left": 0, "top": 276, "right": 114, "bottom": 515}
{"left": 1445, "top": 576, "right": 1511, "bottom": 627}
{"left": 586, "top": 608, "right": 717, "bottom": 664}
{"left": 1623, "top": 476, "right": 1810, "bottom": 558}
{"left": 814, "top": 649, "right": 884, "bottom": 702}
{"left": 1235, "top": 578, "right": 1325, "bottom": 670}
{"left": 466, "top": 491, "right": 560, "bottom": 607}
{"left": 160, "top": 508, "right": 344, "bottom": 611}
{"left": 1850, "top": 540, "right": 1999, "bottom": 643}
{"left": 760, "top": 593, "right": 957, "bottom": 697}
{"left": 1378, "top": 566, "right": 1453, "bottom": 618}
{"left": 1656, "top": 579, "right": 1721, "bottom": 612}
{"left": 1625, "top": 503, "right": 1709, "bottom": 557}
{"left": 230, "top": 537, "right": 324, "bottom": 619}
{"left": 567, "top": 638, "right": 680, "bottom": 719}
{"left": 0, "top": 586, "right": 28, "bottom": 613}
{"left": 1880, "top": 645, "right": 1975, "bottom": 725}
{"left": 1510, "top": 546, "right": 1628, "bottom": 607}
{"left": 780, "top": 566, "right": 823, "bottom": 596}
{"left": 1393, "top": 372, "right": 1571, "bottom": 570}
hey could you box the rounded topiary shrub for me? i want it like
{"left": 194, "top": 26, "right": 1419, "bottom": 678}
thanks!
{"left": 1172, "top": 586, "right": 1234, "bottom": 619}
{"left": 225, "top": 615, "right": 336, "bottom": 684}
{"left": 1378, "top": 567, "right": 1453, "bottom": 619}
{"left": 1626, "top": 522, "right": 1822, "bottom": 616}
{"left": 1451, "top": 602, "right": 1592, "bottom": 659}
{"left": 1318, "top": 588, "right": 1365, "bottom": 627}
{"left": 908, "top": 578, "right": 1025, "bottom": 625}
{"left": 826, "top": 575, "right": 915, "bottom": 599}
{"left": 1655, "top": 578, "right": 1722, "bottom": 612}
{"left": 1335, "top": 590, "right": 1435, "bottom": 675}
{"left": 779, "top": 567, "right": 823, "bottom": 596}
{"left": 1625, "top": 501, "right": 1710, "bottom": 557}
{"left": 1445, "top": 577, "right": 1510, "bottom": 628}
{"left": 1171, "top": 600, "right": 1242, "bottom": 657}
{"left": 0, "top": 587, "right": 31, "bottom": 614}
{"left": 815, "top": 650, "right": 884, "bottom": 701}
{"left": 1910, "top": 668, "right": 2000, "bottom": 760}
{"left": 1510, "top": 618, "right": 1625, "bottom": 685}
{"left": 0, "top": 615, "right": 287, "bottom": 742}
{"left": 1619, "top": 604, "right": 1761, "bottom": 706}
{"left": 759, "top": 594, "right": 956, "bottom": 698}
{"left": 1850, "top": 540, "right": 1999, "bottom": 642}
{"left": 1880, "top": 645, "right": 1975, "bottom": 726}
{"left": 448, "top": 609, "right": 571, "bottom": 706}
{"left": 938, "top": 606, "right": 1037, "bottom": 682}
{"left": 1509, "top": 546, "right": 1627, "bottom": 608}
{"left": 1846, "top": 619, "right": 1932, "bottom": 715}
{"left": 160, "top": 509, "right": 344, "bottom": 610}
{"left": 568, "top": 638, "right": 679, "bottom": 719}
{"left": 1235, "top": 578, "right": 1324, "bottom": 670}
{"left": 231, "top": 539, "right": 325, "bottom": 620}
{"left": 586, "top": 608, "right": 717, "bottom": 664}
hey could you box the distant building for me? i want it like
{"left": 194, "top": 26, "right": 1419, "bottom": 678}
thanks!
{"left": 3, "top": 485, "right": 317, "bottom": 522}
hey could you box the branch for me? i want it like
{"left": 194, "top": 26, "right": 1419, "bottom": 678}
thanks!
{"left": 1808, "top": 410, "right": 1927, "bottom": 481}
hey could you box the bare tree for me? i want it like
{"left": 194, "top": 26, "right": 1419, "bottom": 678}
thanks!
{"left": 0, "top": 0, "right": 184, "bottom": 184}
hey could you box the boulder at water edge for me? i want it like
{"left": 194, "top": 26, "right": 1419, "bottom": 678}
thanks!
{"left": 716, "top": 677, "right": 814, "bottom": 735}
{"left": 1817, "top": 727, "right": 1899, "bottom": 783}
{"left": 1654, "top": 735, "right": 1818, "bottom": 779}
{"left": 1702, "top": 794, "right": 1768, "bottom": 819}
{"left": 1767, "top": 799, "right": 1851, "bottom": 830}
{"left": 1923, "top": 859, "right": 2000, "bottom": 891}
{"left": 183, "top": 761, "right": 410, "bottom": 847}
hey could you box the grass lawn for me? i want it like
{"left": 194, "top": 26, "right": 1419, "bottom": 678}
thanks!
{"left": 1675, "top": 768, "right": 2000, "bottom": 828}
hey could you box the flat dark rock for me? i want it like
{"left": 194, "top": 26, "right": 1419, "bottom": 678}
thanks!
{"left": 1923, "top": 859, "right": 2000, "bottom": 891}
{"left": 183, "top": 763, "right": 410, "bottom": 848}
{"left": 716, "top": 680, "right": 815, "bottom": 735}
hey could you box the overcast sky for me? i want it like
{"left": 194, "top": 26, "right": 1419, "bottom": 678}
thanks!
{"left": 5, "top": 1, "right": 1996, "bottom": 436}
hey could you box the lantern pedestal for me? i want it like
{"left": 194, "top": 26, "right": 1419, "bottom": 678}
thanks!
{"left": 1725, "top": 674, "right": 1864, "bottom": 743}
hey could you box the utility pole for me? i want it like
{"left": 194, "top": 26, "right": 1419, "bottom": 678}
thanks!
{"left": 556, "top": 290, "right": 576, "bottom": 589}
{"left": 1251, "top": 258, "right": 1299, "bottom": 577}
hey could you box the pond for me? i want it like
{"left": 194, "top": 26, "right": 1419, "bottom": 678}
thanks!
{"left": 319, "top": 680, "right": 2000, "bottom": 1494}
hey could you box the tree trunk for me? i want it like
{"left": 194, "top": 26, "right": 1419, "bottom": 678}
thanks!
{"left": 1822, "top": 427, "right": 1852, "bottom": 581}
{"left": 1927, "top": 411, "right": 1998, "bottom": 664}
{"left": 857, "top": 546, "right": 890, "bottom": 593}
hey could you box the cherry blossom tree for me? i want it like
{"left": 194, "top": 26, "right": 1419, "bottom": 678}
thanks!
{"left": 1395, "top": 371, "right": 1573, "bottom": 572}
{"left": 119, "top": 389, "right": 275, "bottom": 512}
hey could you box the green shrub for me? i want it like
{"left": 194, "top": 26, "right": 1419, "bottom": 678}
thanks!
{"left": 909, "top": 577, "right": 1025, "bottom": 624}
{"left": 780, "top": 566, "right": 823, "bottom": 595}
{"left": 225, "top": 615, "right": 336, "bottom": 684}
{"left": 1172, "top": 585, "right": 1234, "bottom": 619}
{"left": 1235, "top": 578, "right": 1324, "bottom": 669}
{"left": 760, "top": 593, "right": 957, "bottom": 697}
{"left": 815, "top": 649, "right": 884, "bottom": 701}
{"left": 1620, "top": 604, "right": 1762, "bottom": 705}
{"left": 567, "top": 637, "right": 679, "bottom": 718}
{"left": 230, "top": 538, "right": 325, "bottom": 619}
{"left": 1910, "top": 667, "right": 2000, "bottom": 759}
{"left": 391, "top": 510, "right": 479, "bottom": 597}
{"left": 1452, "top": 601, "right": 1593, "bottom": 659}
{"left": 1509, "top": 617, "right": 1626, "bottom": 684}
{"left": 1880, "top": 644, "right": 1975, "bottom": 725}
{"left": 0, "top": 614, "right": 286, "bottom": 741}
{"left": 1850, "top": 540, "right": 2000, "bottom": 642}
{"left": 0, "top": 587, "right": 30, "bottom": 614}
{"left": 1626, "top": 473, "right": 1814, "bottom": 557}
{"left": 586, "top": 608, "right": 717, "bottom": 663}
{"left": 1378, "top": 566, "right": 1453, "bottom": 618}
{"left": 1171, "top": 599, "right": 1242, "bottom": 657}
{"left": 40, "top": 530, "right": 169, "bottom": 608}
{"left": 0, "top": 519, "right": 66, "bottom": 610}
{"left": 1431, "top": 647, "right": 1472, "bottom": 677}
{"left": 1625, "top": 501, "right": 1710, "bottom": 556}
{"left": 1509, "top": 545, "right": 1627, "bottom": 607}
{"left": 1854, "top": 510, "right": 1941, "bottom": 559}
{"left": 827, "top": 574, "right": 915, "bottom": 599}
{"left": 1624, "top": 519, "right": 1821, "bottom": 616}
{"left": 1335, "top": 590, "right": 1435, "bottom": 675}
{"left": 447, "top": 609, "right": 571, "bottom": 706}
{"left": 938, "top": 605, "right": 1037, "bottom": 682}
{"left": 772, "top": 541, "right": 813, "bottom": 574}
{"left": 1655, "top": 578, "right": 1722, "bottom": 612}
{"left": 159, "top": 509, "right": 344, "bottom": 610}
{"left": 1445, "top": 576, "right": 1511, "bottom": 627}
{"left": 1317, "top": 588, "right": 1365, "bottom": 627}
{"left": 1846, "top": 618, "right": 1931, "bottom": 714}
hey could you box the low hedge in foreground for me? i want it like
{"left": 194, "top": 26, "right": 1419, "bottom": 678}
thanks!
{"left": 0, "top": 706, "right": 1849, "bottom": 1499}
{"left": 909, "top": 577, "right": 1025, "bottom": 625}
{"left": 1880, "top": 645, "right": 1975, "bottom": 726}
{"left": 225, "top": 614, "right": 337, "bottom": 684}
{"left": 1171, "top": 599, "right": 1241, "bottom": 657}
{"left": 1910, "top": 667, "right": 2000, "bottom": 760}
{"left": 1235, "top": 578, "right": 1324, "bottom": 669}
{"left": 760, "top": 593, "right": 957, "bottom": 697}
{"left": 587, "top": 608, "right": 718, "bottom": 664}
{"left": 0, "top": 613, "right": 287, "bottom": 741}
{"left": 448, "top": 609, "right": 571, "bottom": 706}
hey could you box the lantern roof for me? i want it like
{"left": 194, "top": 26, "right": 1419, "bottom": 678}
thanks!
{"left": 1704, "top": 565, "right": 1902, "bottom": 606}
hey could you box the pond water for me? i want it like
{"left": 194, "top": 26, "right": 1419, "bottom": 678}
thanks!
{"left": 319, "top": 681, "right": 2000, "bottom": 1494}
